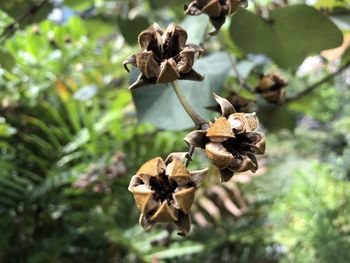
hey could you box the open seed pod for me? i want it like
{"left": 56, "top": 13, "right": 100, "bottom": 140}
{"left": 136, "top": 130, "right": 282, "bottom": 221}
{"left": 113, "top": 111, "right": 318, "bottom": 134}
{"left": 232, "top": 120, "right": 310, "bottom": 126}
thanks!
{"left": 256, "top": 73, "right": 288, "bottom": 104}
{"left": 128, "top": 154, "right": 208, "bottom": 236}
{"left": 184, "top": 93, "right": 266, "bottom": 182}
{"left": 123, "top": 23, "right": 204, "bottom": 90}
{"left": 184, "top": 0, "right": 248, "bottom": 35}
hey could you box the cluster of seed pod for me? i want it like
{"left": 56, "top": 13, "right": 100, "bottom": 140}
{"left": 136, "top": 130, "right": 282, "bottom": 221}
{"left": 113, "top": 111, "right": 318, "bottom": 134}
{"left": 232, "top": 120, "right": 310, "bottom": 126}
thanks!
{"left": 123, "top": 0, "right": 268, "bottom": 236}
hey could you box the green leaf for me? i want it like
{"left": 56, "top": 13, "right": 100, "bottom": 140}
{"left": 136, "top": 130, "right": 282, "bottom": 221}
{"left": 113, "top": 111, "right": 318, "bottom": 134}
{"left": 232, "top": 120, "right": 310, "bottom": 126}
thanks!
{"left": 117, "top": 15, "right": 150, "bottom": 45}
{"left": 64, "top": 0, "right": 94, "bottom": 11}
{"left": 132, "top": 52, "right": 232, "bottom": 130}
{"left": 230, "top": 5, "right": 343, "bottom": 68}
{"left": 181, "top": 15, "right": 209, "bottom": 45}
{"left": 0, "top": 50, "right": 15, "bottom": 71}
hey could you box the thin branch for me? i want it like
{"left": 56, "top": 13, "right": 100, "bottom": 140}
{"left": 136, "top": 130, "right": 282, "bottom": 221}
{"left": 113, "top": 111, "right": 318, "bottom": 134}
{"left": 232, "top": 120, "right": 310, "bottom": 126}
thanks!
{"left": 171, "top": 81, "right": 207, "bottom": 167}
{"left": 1, "top": 0, "right": 50, "bottom": 43}
{"left": 218, "top": 32, "right": 254, "bottom": 93}
{"left": 171, "top": 81, "right": 207, "bottom": 127}
{"left": 285, "top": 61, "right": 350, "bottom": 103}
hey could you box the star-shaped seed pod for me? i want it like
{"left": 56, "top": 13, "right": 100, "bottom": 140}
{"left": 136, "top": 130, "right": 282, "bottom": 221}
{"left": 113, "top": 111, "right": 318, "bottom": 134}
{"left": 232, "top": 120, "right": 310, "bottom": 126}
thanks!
{"left": 256, "top": 73, "right": 288, "bottom": 104}
{"left": 123, "top": 23, "right": 204, "bottom": 90}
{"left": 184, "top": 93, "right": 265, "bottom": 182}
{"left": 184, "top": 0, "right": 248, "bottom": 35}
{"left": 128, "top": 154, "right": 208, "bottom": 236}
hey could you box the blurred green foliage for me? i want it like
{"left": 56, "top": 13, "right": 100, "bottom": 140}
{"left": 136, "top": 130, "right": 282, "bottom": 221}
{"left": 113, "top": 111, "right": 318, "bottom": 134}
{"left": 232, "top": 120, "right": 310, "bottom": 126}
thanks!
{"left": 0, "top": 0, "right": 350, "bottom": 262}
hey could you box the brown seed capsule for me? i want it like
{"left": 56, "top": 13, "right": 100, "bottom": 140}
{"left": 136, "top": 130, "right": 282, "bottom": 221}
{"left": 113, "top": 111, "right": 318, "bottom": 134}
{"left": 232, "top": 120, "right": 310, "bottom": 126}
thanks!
{"left": 128, "top": 155, "right": 208, "bottom": 236}
{"left": 123, "top": 23, "right": 204, "bottom": 90}
{"left": 184, "top": 0, "right": 247, "bottom": 35}
{"left": 256, "top": 73, "right": 288, "bottom": 104}
{"left": 184, "top": 93, "right": 266, "bottom": 182}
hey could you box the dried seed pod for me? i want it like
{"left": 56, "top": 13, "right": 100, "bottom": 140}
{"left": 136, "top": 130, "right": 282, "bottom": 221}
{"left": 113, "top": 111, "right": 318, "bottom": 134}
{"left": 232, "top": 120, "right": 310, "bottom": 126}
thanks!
{"left": 207, "top": 91, "right": 254, "bottom": 113}
{"left": 128, "top": 154, "right": 208, "bottom": 236}
{"left": 123, "top": 23, "right": 204, "bottom": 90}
{"left": 256, "top": 73, "right": 288, "bottom": 104}
{"left": 184, "top": 0, "right": 248, "bottom": 34}
{"left": 184, "top": 93, "right": 266, "bottom": 182}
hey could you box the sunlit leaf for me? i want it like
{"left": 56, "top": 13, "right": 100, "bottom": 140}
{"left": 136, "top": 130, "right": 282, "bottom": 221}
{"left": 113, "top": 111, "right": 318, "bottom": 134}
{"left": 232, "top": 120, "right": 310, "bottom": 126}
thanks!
{"left": 230, "top": 5, "right": 343, "bottom": 68}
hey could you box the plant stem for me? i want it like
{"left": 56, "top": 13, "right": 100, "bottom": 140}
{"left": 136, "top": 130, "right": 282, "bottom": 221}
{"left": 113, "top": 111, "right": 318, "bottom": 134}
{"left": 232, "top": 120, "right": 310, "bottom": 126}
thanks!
{"left": 218, "top": 32, "right": 254, "bottom": 93}
{"left": 171, "top": 81, "right": 206, "bottom": 167}
{"left": 285, "top": 61, "right": 350, "bottom": 103}
{"left": 171, "top": 81, "right": 207, "bottom": 127}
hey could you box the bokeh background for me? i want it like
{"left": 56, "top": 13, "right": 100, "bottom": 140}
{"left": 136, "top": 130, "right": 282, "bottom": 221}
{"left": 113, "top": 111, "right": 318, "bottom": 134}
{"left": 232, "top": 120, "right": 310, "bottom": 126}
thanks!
{"left": 1, "top": 0, "right": 350, "bottom": 262}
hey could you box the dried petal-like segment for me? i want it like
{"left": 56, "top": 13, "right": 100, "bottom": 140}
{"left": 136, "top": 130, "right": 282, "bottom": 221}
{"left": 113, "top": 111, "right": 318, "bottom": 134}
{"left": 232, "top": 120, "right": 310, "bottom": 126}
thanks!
{"left": 122, "top": 54, "right": 137, "bottom": 73}
{"left": 243, "top": 132, "right": 266, "bottom": 154}
{"left": 157, "top": 58, "right": 180, "bottom": 83}
{"left": 228, "top": 155, "right": 258, "bottom": 173}
{"left": 218, "top": 167, "right": 234, "bottom": 182}
{"left": 135, "top": 51, "right": 160, "bottom": 79}
{"left": 184, "top": 2, "right": 203, "bottom": 16}
{"left": 151, "top": 201, "right": 178, "bottom": 222}
{"left": 202, "top": 0, "right": 222, "bottom": 17}
{"left": 128, "top": 74, "right": 153, "bottom": 90}
{"left": 180, "top": 69, "right": 205, "bottom": 81}
{"left": 184, "top": 130, "right": 208, "bottom": 148}
{"left": 209, "top": 14, "right": 226, "bottom": 35}
{"left": 212, "top": 92, "right": 236, "bottom": 117}
{"left": 173, "top": 187, "right": 195, "bottom": 213}
{"left": 205, "top": 142, "right": 234, "bottom": 169}
{"left": 228, "top": 0, "right": 241, "bottom": 14}
{"left": 177, "top": 48, "right": 195, "bottom": 73}
{"left": 206, "top": 117, "right": 235, "bottom": 142}
{"left": 164, "top": 24, "right": 188, "bottom": 51}
{"left": 128, "top": 175, "right": 143, "bottom": 191}
{"left": 132, "top": 184, "right": 158, "bottom": 214}
{"left": 174, "top": 211, "right": 191, "bottom": 236}
{"left": 165, "top": 152, "right": 189, "bottom": 165}
{"left": 228, "top": 112, "right": 258, "bottom": 134}
{"left": 137, "top": 157, "right": 166, "bottom": 184}
{"left": 167, "top": 158, "right": 191, "bottom": 186}
{"left": 138, "top": 23, "right": 163, "bottom": 50}
{"left": 190, "top": 168, "right": 208, "bottom": 187}
{"left": 139, "top": 214, "right": 155, "bottom": 231}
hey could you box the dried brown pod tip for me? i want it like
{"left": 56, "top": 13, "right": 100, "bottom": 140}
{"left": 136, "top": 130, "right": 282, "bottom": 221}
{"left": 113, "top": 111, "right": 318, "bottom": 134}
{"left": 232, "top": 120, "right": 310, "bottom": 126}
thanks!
{"left": 184, "top": 0, "right": 248, "bottom": 35}
{"left": 256, "top": 73, "right": 288, "bottom": 104}
{"left": 123, "top": 23, "right": 204, "bottom": 90}
{"left": 128, "top": 155, "right": 208, "bottom": 236}
{"left": 206, "top": 91, "right": 255, "bottom": 113}
{"left": 185, "top": 93, "right": 265, "bottom": 182}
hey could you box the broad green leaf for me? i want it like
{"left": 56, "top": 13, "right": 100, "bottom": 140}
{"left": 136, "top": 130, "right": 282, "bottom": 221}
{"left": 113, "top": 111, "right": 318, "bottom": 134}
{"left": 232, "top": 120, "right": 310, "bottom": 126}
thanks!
{"left": 230, "top": 5, "right": 343, "bottom": 68}
{"left": 64, "top": 0, "right": 94, "bottom": 11}
{"left": 181, "top": 15, "right": 209, "bottom": 45}
{"left": 0, "top": 50, "right": 15, "bottom": 71}
{"left": 132, "top": 52, "right": 232, "bottom": 130}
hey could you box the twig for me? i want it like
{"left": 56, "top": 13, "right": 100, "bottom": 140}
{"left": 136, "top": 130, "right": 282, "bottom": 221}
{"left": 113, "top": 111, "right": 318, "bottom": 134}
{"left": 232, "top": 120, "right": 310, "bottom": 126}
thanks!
{"left": 171, "top": 81, "right": 207, "bottom": 167}
{"left": 218, "top": 32, "right": 254, "bottom": 93}
{"left": 171, "top": 81, "right": 207, "bottom": 127}
{"left": 1, "top": 0, "right": 49, "bottom": 43}
{"left": 285, "top": 61, "right": 350, "bottom": 103}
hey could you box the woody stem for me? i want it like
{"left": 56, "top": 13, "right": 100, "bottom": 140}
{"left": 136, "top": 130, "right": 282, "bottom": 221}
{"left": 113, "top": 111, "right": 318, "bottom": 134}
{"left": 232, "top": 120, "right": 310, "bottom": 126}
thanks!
{"left": 218, "top": 32, "right": 254, "bottom": 93}
{"left": 171, "top": 81, "right": 206, "bottom": 167}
